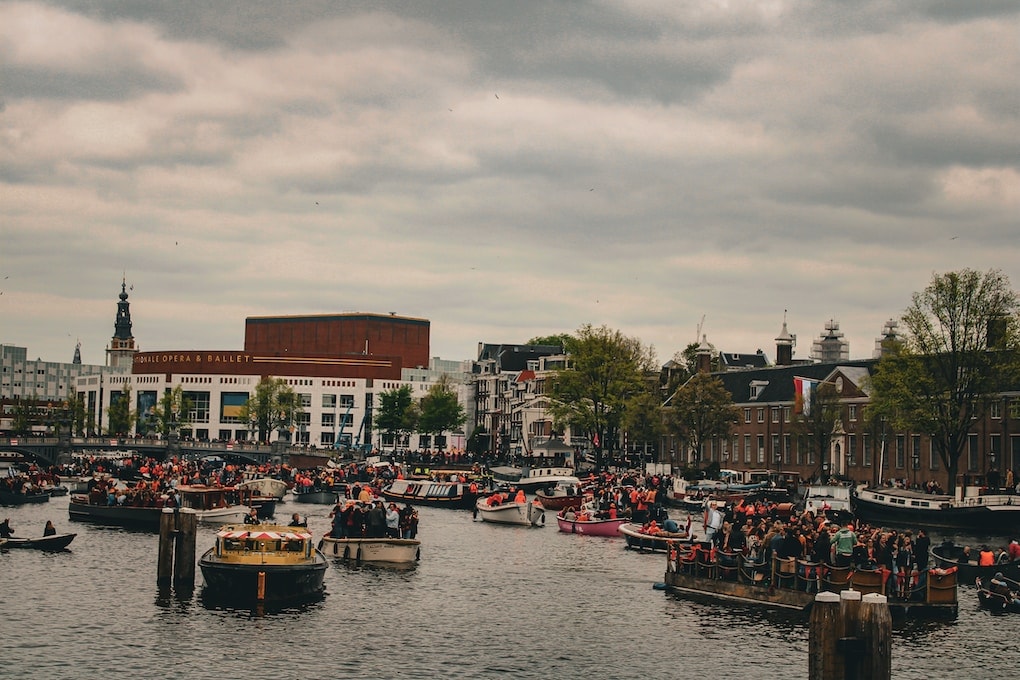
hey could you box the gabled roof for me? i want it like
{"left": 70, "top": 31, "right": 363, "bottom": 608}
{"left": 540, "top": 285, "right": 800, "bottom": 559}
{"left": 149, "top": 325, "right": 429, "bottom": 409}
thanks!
{"left": 475, "top": 343, "right": 562, "bottom": 372}
{"left": 711, "top": 359, "right": 876, "bottom": 405}
{"left": 719, "top": 351, "right": 771, "bottom": 370}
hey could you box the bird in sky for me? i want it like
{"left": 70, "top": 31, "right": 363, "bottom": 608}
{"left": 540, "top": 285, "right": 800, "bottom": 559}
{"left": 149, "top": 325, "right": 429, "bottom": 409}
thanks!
{"left": 494, "top": 93, "right": 499, "bottom": 99}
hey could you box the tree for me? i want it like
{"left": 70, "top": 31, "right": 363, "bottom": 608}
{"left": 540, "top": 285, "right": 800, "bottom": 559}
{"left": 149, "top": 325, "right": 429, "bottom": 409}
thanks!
{"left": 869, "top": 268, "right": 1020, "bottom": 494}
{"left": 418, "top": 376, "right": 466, "bottom": 445}
{"left": 146, "top": 386, "right": 193, "bottom": 437}
{"left": 239, "top": 377, "right": 303, "bottom": 443}
{"left": 375, "top": 385, "right": 419, "bottom": 451}
{"left": 526, "top": 334, "right": 576, "bottom": 353}
{"left": 792, "top": 381, "right": 842, "bottom": 481}
{"left": 548, "top": 324, "right": 656, "bottom": 470}
{"left": 621, "top": 386, "right": 667, "bottom": 463}
{"left": 106, "top": 386, "right": 135, "bottom": 436}
{"left": 11, "top": 396, "right": 39, "bottom": 436}
{"left": 64, "top": 391, "right": 87, "bottom": 437}
{"left": 666, "top": 373, "right": 739, "bottom": 469}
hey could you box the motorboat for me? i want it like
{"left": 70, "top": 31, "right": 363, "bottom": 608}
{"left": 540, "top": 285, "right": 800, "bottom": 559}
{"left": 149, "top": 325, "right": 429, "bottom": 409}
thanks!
{"left": 318, "top": 535, "right": 421, "bottom": 566}
{"left": 291, "top": 488, "right": 340, "bottom": 505}
{"left": 199, "top": 524, "right": 328, "bottom": 604}
{"left": 68, "top": 494, "right": 164, "bottom": 530}
{"left": 175, "top": 485, "right": 251, "bottom": 524}
{"left": 534, "top": 478, "right": 586, "bottom": 511}
{"left": 853, "top": 486, "right": 1020, "bottom": 532}
{"left": 381, "top": 479, "right": 483, "bottom": 510}
{"left": 0, "top": 489, "right": 50, "bottom": 506}
{"left": 236, "top": 477, "right": 288, "bottom": 501}
{"left": 802, "top": 484, "right": 853, "bottom": 522}
{"left": 619, "top": 521, "right": 695, "bottom": 551}
{"left": 474, "top": 496, "right": 545, "bottom": 526}
{"left": 556, "top": 512, "right": 627, "bottom": 537}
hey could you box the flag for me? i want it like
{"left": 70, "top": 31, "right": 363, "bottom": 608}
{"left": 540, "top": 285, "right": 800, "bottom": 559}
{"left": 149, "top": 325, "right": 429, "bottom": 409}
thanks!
{"left": 793, "top": 377, "right": 817, "bottom": 416}
{"left": 592, "top": 432, "right": 600, "bottom": 448}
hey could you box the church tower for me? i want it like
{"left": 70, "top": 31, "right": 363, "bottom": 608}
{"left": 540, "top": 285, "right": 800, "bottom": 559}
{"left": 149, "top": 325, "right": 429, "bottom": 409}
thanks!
{"left": 106, "top": 278, "right": 138, "bottom": 369}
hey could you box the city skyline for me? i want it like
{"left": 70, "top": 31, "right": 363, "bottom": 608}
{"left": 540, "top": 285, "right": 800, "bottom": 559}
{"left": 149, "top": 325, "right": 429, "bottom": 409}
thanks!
{"left": 2, "top": 2, "right": 1017, "bottom": 367}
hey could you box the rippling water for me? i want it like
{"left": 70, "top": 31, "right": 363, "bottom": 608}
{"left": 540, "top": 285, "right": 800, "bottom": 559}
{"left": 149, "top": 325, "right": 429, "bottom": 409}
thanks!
{"left": 0, "top": 496, "right": 1013, "bottom": 679}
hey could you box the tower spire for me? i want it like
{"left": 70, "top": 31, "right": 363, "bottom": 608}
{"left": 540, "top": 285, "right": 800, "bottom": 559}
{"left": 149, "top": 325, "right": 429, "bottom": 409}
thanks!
{"left": 107, "top": 279, "right": 137, "bottom": 368}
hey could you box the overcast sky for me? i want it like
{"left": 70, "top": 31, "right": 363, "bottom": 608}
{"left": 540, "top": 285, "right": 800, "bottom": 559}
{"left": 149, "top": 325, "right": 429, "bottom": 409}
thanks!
{"left": 2, "top": 1, "right": 1018, "bottom": 368}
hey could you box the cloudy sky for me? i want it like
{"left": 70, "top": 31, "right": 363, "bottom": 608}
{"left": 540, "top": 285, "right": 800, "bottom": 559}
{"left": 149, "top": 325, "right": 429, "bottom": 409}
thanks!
{"left": 2, "top": 1, "right": 1018, "bottom": 368}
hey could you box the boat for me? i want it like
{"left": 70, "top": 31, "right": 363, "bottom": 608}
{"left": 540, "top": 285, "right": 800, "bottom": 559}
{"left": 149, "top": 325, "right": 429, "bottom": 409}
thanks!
{"left": 802, "top": 484, "right": 854, "bottom": 523}
{"left": 474, "top": 496, "right": 545, "bottom": 526}
{"left": 534, "top": 479, "right": 586, "bottom": 511}
{"left": 928, "top": 541, "right": 1020, "bottom": 583}
{"left": 45, "top": 485, "right": 70, "bottom": 497}
{"left": 236, "top": 477, "right": 288, "bottom": 501}
{"left": 0, "top": 489, "right": 50, "bottom": 506}
{"left": 199, "top": 523, "right": 328, "bottom": 604}
{"left": 68, "top": 494, "right": 164, "bottom": 530}
{"left": 1, "top": 533, "right": 77, "bottom": 551}
{"left": 175, "top": 485, "right": 251, "bottom": 524}
{"left": 662, "top": 548, "right": 960, "bottom": 619}
{"left": 318, "top": 535, "right": 421, "bottom": 565}
{"left": 975, "top": 574, "right": 1020, "bottom": 613}
{"left": 511, "top": 466, "right": 579, "bottom": 492}
{"left": 236, "top": 486, "right": 278, "bottom": 520}
{"left": 619, "top": 521, "right": 696, "bottom": 551}
{"left": 290, "top": 488, "right": 340, "bottom": 505}
{"left": 380, "top": 479, "right": 483, "bottom": 510}
{"left": 852, "top": 486, "right": 1020, "bottom": 532}
{"left": 556, "top": 512, "right": 627, "bottom": 537}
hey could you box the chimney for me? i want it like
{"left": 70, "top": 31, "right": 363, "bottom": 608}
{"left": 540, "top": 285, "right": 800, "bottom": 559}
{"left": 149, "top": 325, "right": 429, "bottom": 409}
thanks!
{"left": 696, "top": 335, "right": 713, "bottom": 374}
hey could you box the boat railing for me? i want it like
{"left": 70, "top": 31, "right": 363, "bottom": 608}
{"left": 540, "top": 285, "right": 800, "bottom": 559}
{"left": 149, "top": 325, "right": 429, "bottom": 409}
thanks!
{"left": 664, "top": 545, "right": 958, "bottom": 605}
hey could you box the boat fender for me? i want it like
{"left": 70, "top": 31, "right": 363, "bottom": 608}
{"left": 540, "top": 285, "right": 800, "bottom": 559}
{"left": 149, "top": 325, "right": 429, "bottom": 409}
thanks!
{"left": 343, "top": 545, "right": 351, "bottom": 562}
{"left": 356, "top": 547, "right": 362, "bottom": 565}
{"left": 652, "top": 582, "right": 667, "bottom": 590}
{"left": 539, "top": 513, "right": 545, "bottom": 526}
{"left": 415, "top": 547, "right": 421, "bottom": 561}
{"left": 317, "top": 539, "right": 324, "bottom": 551}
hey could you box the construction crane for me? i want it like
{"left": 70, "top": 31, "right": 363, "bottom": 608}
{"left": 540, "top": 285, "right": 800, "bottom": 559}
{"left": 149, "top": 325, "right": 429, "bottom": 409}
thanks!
{"left": 695, "top": 315, "right": 706, "bottom": 344}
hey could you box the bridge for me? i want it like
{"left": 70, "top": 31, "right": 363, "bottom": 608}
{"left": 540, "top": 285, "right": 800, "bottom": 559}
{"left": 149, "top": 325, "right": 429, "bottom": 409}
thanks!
{"left": 0, "top": 436, "right": 328, "bottom": 467}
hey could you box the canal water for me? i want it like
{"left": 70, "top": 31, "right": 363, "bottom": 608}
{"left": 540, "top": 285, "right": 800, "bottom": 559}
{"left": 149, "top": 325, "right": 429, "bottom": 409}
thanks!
{"left": 0, "top": 495, "right": 1014, "bottom": 679}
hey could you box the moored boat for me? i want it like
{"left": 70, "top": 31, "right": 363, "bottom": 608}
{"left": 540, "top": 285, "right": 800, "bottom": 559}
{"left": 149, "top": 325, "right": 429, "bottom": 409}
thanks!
{"left": 852, "top": 486, "right": 1020, "bottom": 533}
{"left": 1, "top": 533, "right": 76, "bottom": 551}
{"left": 512, "top": 466, "right": 579, "bottom": 493}
{"left": 199, "top": 524, "right": 328, "bottom": 604}
{"left": 381, "top": 479, "right": 482, "bottom": 510}
{"left": 0, "top": 489, "right": 50, "bottom": 506}
{"left": 318, "top": 536, "right": 421, "bottom": 565}
{"left": 236, "top": 477, "right": 288, "bottom": 501}
{"left": 474, "top": 496, "right": 545, "bottom": 526}
{"left": 556, "top": 512, "right": 627, "bottom": 537}
{"left": 802, "top": 484, "right": 854, "bottom": 523}
{"left": 68, "top": 494, "right": 163, "bottom": 530}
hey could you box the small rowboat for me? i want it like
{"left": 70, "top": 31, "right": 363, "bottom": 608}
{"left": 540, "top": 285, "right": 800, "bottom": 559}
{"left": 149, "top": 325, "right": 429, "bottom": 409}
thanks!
{"left": 1, "top": 533, "right": 77, "bottom": 551}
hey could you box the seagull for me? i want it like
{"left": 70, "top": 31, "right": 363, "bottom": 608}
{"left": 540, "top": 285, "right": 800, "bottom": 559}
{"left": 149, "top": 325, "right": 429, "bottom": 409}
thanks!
{"left": 315, "top": 201, "right": 319, "bottom": 205}
{"left": 494, "top": 93, "right": 499, "bottom": 99}
{"left": 950, "top": 236, "right": 958, "bottom": 240}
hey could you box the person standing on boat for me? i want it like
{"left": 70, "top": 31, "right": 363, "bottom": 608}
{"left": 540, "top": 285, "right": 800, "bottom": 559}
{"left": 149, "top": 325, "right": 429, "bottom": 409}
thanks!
{"left": 385, "top": 503, "right": 400, "bottom": 538}
{"left": 43, "top": 520, "right": 56, "bottom": 537}
{"left": 831, "top": 524, "right": 858, "bottom": 567}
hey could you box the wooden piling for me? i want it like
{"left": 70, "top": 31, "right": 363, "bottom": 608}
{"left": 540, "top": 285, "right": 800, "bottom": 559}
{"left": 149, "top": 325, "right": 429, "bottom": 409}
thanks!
{"left": 157, "top": 509, "right": 177, "bottom": 587}
{"left": 173, "top": 509, "right": 197, "bottom": 590}
{"left": 809, "top": 591, "right": 842, "bottom": 680}
{"left": 859, "top": 593, "right": 892, "bottom": 680}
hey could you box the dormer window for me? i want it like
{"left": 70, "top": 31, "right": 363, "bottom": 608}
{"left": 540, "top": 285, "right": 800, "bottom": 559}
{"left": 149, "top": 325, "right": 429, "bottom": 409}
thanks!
{"left": 749, "top": 380, "right": 769, "bottom": 400}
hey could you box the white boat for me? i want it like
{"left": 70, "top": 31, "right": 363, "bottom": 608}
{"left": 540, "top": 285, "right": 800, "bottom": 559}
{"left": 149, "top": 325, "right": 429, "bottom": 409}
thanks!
{"left": 514, "top": 466, "right": 579, "bottom": 492}
{"left": 318, "top": 536, "right": 421, "bottom": 565}
{"left": 237, "top": 477, "right": 288, "bottom": 501}
{"left": 803, "top": 484, "right": 853, "bottom": 520}
{"left": 175, "top": 485, "right": 251, "bottom": 524}
{"left": 475, "top": 496, "right": 545, "bottom": 526}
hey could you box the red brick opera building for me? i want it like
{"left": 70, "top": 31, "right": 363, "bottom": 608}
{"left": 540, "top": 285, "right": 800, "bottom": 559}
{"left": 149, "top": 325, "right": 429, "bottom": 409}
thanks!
{"left": 131, "top": 313, "right": 430, "bottom": 380}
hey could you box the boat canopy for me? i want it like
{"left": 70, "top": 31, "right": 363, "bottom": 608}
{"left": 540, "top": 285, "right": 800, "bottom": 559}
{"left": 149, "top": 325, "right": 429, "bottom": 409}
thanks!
{"left": 217, "top": 529, "right": 311, "bottom": 540}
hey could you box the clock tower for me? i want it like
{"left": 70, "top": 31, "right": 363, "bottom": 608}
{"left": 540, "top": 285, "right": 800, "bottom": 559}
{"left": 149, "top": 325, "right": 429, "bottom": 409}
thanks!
{"left": 106, "top": 278, "right": 138, "bottom": 369}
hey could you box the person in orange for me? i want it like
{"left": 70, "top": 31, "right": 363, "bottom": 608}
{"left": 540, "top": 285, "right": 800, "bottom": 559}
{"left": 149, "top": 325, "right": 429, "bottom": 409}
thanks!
{"left": 979, "top": 545, "right": 996, "bottom": 566}
{"left": 514, "top": 489, "right": 526, "bottom": 504}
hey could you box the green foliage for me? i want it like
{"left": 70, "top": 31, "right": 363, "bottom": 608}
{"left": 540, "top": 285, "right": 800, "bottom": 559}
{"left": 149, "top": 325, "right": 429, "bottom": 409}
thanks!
{"left": 869, "top": 268, "right": 1020, "bottom": 493}
{"left": 526, "top": 333, "right": 576, "bottom": 353}
{"left": 622, "top": 387, "right": 666, "bottom": 452}
{"left": 374, "top": 385, "right": 419, "bottom": 447}
{"left": 547, "top": 324, "right": 656, "bottom": 470}
{"left": 791, "top": 382, "right": 842, "bottom": 479}
{"left": 106, "top": 386, "right": 135, "bottom": 436}
{"left": 239, "top": 378, "right": 303, "bottom": 442}
{"left": 145, "top": 386, "right": 193, "bottom": 437}
{"left": 666, "top": 373, "right": 739, "bottom": 466}
{"left": 418, "top": 375, "right": 466, "bottom": 436}
{"left": 11, "top": 396, "right": 39, "bottom": 435}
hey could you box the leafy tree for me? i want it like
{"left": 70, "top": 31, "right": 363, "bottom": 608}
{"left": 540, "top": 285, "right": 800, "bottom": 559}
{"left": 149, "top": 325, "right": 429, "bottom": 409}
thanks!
{"left": 666, "top": 373, "right": 739, "bottom": 469}
{"left": 621, "top": 387, "right": 666, "bottom": 462}
{"left": 11, "top": 396, "right": 39, "bottom": 435}
{"left": 239, "top": 377, "right": 303, "bottom": 443}
{"left": 375, "top": 385, "right": 419, "bottom": 451}
{"left": 65, "top": 391, "right": 87, "bottom": 437}
{"left": 792, "top": 381, "right": 842, "bottom": 481}
{"left": 869, "top": 268, "right": 1020, "bottom": 494}
{"left": 106, "top": 386, "right": 135, "bottom": 436}
{"left": 418, "top": 376, "right": 466, "bottom": 442}
{"left": 145, "top": 386, "right": 194, "bottom": 437}
{"left": 526, "top": 334, "right": 575, "bottom": 353}
{"left": 548, "top": 324, "right": 656, "bottom": 470}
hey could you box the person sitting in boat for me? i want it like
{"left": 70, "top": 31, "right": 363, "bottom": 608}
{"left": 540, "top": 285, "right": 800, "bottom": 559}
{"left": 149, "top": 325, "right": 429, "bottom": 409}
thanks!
{"left": 1009, "top": 539, "right": 1020, "bottom": 563}
{"left": 514, "top": 489, "right": 526, "bottom": 504}
{"left": 0, "top": 518, "right": 13, "bottom": 539}
{"left": 607, "top": 504, "right": 618, "bottom": 520}
{"left": 563, "top": 507, "right": 577, "bottom": 521}
{"left": 243, "top": 507, "right": 261, "bottom": 525}
{"left": 288, "top": 513, "right": 307, "bottom": 528}
{"left": 486, "top": 492, "right": 504, "bottom": 507}
{"left": 979, "top": 545, "right": 996, "bottom": 567}
{"left": 43, "top": 520, "right": 56, "bottom": 537}
{"left": 642, "top": 520, "right": 661, "bottom": 535}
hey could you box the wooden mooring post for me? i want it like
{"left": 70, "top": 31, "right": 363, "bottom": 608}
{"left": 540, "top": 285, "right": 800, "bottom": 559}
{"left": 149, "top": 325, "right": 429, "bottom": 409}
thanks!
{"left": 157, "top": 508, "right": 197, "bottom": 591}
{"left": 809, "top": 590, "right": 891, "bottom": 680}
